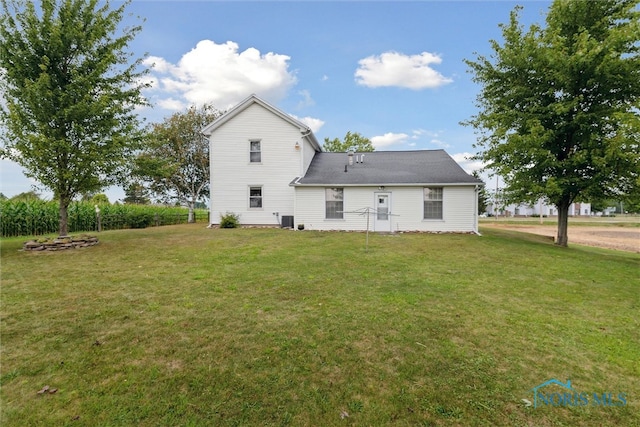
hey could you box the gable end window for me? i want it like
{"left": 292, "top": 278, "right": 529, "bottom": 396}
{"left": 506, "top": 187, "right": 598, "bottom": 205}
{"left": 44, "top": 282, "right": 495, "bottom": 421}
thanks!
{"left": 249, "top": 186, "right": 263, "bottom": 208}
{"left": 423, "top": 187, "right": 443, "bottom": 219}
{"left": 250, "top": 140, "right": 261, "bottom": 163}
{"left": 326, "top": 188, "right": 344, "bottom": 219}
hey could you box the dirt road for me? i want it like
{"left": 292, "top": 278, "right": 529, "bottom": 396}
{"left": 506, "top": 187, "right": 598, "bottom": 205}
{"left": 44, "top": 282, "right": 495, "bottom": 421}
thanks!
{"left": 481, "top": 223, "right": 640, "bottom": 253}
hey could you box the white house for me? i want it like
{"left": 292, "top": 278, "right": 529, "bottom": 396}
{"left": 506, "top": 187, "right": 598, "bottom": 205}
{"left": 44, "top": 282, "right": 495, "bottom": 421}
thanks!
{"left": 203, "top": 94, "right": 483, "bottom": 233}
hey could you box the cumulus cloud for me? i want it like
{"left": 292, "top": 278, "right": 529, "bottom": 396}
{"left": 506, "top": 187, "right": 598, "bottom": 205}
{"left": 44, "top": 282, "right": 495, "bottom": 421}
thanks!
{"left": 355, "top": 51, "right": 452, "bottom": 90}
{"left": 143, "top": 40, "right": 297, "bottom": 111}
{"left": 289, "top": 114, "right": 325, "bottom": 133}
{"left": 371, "top": 132, "right": 409, "bottom": 148}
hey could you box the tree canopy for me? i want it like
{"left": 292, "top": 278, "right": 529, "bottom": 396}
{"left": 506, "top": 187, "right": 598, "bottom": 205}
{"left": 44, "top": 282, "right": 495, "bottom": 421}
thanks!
{"left": 123, "top": 182, "right": 151, "bottom": 205}
{"left": 134, "top": 104, "right": 223, "bottom": 222}
{"left": 464, "top": 0, "right": 640, "bottom": 246}
{"left": 0, "top": 0, "right": 148, "bottom": 236}
{"left": 323, "top": 131, "right": 375, "bottom": 152}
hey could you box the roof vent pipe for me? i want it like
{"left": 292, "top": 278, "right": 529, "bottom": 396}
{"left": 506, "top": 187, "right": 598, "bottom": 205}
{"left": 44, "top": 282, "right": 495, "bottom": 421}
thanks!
{"left": 348, "top": 151, "right": 354, "bottom": 166}
{"left": 361, "top": 154, "right": 365, "bottom": 163}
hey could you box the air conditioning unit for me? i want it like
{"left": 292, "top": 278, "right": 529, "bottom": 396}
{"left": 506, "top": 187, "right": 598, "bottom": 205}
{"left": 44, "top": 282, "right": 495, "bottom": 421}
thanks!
{"left": 281, "top": 215, "right": 294, "bottom": 228}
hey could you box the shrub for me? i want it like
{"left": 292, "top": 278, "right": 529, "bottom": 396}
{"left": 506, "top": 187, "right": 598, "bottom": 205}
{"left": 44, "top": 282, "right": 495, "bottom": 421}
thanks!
{"left": 219, "top": 212, "right": 240, "bottom": 228}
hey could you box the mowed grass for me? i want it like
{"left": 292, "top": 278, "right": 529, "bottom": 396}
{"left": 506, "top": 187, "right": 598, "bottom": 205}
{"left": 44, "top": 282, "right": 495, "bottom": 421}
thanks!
{"left": 1, "top": 225, "right": 638, "bottom": 426}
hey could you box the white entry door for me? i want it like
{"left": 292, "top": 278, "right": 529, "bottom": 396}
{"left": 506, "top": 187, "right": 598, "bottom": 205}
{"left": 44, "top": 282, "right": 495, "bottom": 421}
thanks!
{"left": 374, "top": 193, "right": 391, "bottom": 231}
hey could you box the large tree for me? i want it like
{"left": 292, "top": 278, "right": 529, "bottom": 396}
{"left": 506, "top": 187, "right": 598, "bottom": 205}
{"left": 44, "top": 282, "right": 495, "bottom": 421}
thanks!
{"left": 123, "top": 182, "right": 150, "bottom": 205}
{"left": 134, "top": 104, "right": 223, "bottom": 222}
{"left": 464, "top": 0, "right": 640, "bottom": 246}
{"left": 323, "top": 131, "right": 375, "bottom": 152}
{"left": 0, "top": 0, "right": 148, "bottom": 236}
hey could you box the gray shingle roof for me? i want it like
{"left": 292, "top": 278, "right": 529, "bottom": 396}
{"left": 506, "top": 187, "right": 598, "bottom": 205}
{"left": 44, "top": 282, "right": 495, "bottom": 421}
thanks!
{"left": 295, "top": 150, "right": 482, "bottom": 185}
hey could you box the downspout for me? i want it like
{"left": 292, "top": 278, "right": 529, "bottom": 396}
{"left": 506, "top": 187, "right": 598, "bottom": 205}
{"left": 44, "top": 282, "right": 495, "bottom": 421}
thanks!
{"left": 204, "top": 131, "right": 215, "bottom": 228}
{"left": 473, "top": 185, "right": 482, "bottom": 236}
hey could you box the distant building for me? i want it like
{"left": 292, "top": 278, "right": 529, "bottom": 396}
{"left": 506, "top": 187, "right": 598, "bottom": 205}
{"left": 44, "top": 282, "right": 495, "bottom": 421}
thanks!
{"left": 487, "top": 199, "right": 591, "bottom": 217}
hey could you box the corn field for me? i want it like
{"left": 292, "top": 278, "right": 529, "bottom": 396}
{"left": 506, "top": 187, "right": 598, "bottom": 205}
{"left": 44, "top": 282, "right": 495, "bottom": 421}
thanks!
{"left": 0, "top": 200, "right": 208, "bottom": 237}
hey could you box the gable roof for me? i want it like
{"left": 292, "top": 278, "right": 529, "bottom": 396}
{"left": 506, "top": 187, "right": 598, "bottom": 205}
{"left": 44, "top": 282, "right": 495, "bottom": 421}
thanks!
{"left": 201, "top": 94, "right": 322, "bottom": 151}
{"left": 294, "top": 150, "right": 483, "bottom": 186}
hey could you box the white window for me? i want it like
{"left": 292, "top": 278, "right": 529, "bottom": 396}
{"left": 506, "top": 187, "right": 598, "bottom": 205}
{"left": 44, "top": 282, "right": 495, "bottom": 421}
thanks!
{"left": 326, "top": 188, "right": 343, "bottom": 219}
{"left": 250, "top": 140, "right": 261, "bottom": 163}
{"left": 249, "top": 186, "right": 262, "bottom": 208}
{"left": 423, "top": 187, "right": 443, "bottom": 219}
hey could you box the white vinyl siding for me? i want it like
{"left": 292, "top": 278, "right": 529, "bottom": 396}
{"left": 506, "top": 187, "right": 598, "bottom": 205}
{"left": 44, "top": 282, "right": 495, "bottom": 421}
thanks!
{"left": 210, "top": 103, "right": 309, "bottom": 225}
{"left": 295, "top": 186, "right": 477, "bottom": 232}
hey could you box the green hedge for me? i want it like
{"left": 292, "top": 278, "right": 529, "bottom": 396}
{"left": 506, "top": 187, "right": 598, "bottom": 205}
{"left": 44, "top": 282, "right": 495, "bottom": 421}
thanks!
{"left": 0, "top": 200, "right": 208, "bottom": 237}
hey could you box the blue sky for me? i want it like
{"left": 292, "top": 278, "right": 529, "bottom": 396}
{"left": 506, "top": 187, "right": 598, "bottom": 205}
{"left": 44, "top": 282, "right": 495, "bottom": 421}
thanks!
{"left": 1, "top": 0, "right": 553, "bottom": 202}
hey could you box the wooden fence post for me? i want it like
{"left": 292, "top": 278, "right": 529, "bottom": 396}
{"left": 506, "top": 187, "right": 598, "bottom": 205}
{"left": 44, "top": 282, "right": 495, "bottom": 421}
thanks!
{"left": 95, "top": 205, "right": 102, "bottom": 232}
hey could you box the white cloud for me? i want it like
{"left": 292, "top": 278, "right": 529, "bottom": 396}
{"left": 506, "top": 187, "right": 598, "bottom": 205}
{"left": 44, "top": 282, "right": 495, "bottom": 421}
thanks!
{"left": 296, "top": 90, "right": 315, "bottom": 109}
{"left": 355, "top": 51, "right": 453, "bottom": 90}
{"left": 371, "top": 132, "right": 409, "bottom": 148}
{"left": 144, "top": 40, "right": 297, "bottom": 111}
{"left": 430, "top": 138, "right": 450, "bottom": 148}
{"left": 451, "top": 152, "right": 485, "bottom": 175}
{"left": 412, "top": 128, "right": 441, "bottom": 139}
{"left": 289, "top": 114, "right": 325, "bottom": 133}
{"left": 144, "top": 55, "right": 176, "bottom": 75}
{"left": 157, "top": 98, "right": 187, "bottom": 111}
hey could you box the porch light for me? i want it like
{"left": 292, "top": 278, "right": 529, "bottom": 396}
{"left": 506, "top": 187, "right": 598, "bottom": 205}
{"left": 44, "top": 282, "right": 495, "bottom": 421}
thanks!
{"left": 294, "top": 142, "right": 300, "bottom": 150}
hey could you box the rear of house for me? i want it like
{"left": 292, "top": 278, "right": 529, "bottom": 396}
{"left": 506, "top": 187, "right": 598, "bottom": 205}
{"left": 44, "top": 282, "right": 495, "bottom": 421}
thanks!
{"left": 292, "top": 151, "right": 483, "bottom": 233}
{"left": 204, "top": 94, "right": 482, "bottom": 233}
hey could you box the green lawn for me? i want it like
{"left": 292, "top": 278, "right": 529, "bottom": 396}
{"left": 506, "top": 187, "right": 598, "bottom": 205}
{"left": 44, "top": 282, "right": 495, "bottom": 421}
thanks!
{"left": 1, "top": 225, "right": 638, "bottom": 426}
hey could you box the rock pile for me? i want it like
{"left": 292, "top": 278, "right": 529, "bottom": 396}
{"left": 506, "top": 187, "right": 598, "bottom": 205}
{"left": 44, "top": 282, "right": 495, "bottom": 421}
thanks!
{"left": 23, "top": 235, "right": 99, "bottom": 251}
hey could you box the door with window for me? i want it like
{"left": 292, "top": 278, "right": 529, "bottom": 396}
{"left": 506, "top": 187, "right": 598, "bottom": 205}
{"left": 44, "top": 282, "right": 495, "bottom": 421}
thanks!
{"left": 374, "top": 193, "right": 391, "bottom": 231}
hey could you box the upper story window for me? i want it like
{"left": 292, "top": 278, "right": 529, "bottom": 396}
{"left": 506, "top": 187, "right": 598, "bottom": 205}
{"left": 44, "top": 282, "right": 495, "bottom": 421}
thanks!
{"left": 250, "top": 140, "right": 261, "bottom": 163}
{"left": 423, "top": 187, "right": 443, "bottom": 219}
{"left": 325, "top": 188, "right": 344, "bottom": 219}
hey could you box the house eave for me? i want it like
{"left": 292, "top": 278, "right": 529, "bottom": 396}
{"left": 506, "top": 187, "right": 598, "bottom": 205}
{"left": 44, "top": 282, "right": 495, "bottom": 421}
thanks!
{"left": 291, "top": 182, "right": 482, "bottom": 187}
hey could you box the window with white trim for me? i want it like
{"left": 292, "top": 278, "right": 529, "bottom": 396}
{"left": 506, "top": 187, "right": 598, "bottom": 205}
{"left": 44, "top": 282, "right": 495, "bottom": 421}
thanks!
{"left": 423, "top": 187, "right": 443, "bottom": 219}
{"left": 249, "top": 186, "right": 262, "bottom": 208}
{"left": 250, "top": 140, "right": 261, "bottom": 163}
{"left": 325, "top": 188, "right": 343, "bottom": 219}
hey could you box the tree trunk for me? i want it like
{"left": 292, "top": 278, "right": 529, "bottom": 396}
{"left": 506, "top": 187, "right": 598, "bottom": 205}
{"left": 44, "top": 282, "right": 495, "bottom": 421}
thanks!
{"left": 555, "top": 197, "right": 571, "bottom": 247}
{"left": 188, "top": 201, "right": 195, "bottom": 223}
{"left": 59, "top": 197, "right": 70, "bottom": 237}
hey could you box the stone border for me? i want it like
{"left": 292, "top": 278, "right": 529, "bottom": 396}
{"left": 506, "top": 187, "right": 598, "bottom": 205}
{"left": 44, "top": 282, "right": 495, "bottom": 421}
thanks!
{"left": 23, "top": 235, "right": 99, "bottom": 251}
